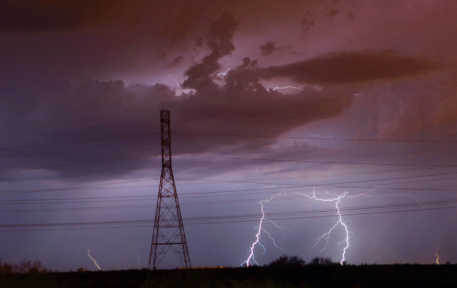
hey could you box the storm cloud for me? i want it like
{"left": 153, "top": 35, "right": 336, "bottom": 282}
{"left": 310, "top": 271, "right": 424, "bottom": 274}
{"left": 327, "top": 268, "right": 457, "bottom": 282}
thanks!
{"left": 0, "top": 8, "right": 443, "bottom": 180}
{"left": 0, "top": 1, "right": 116, "bottom": 31}
{"left": 260, "top": 51, "right": 437, "bottom": 85}
{"left": 0, "top": 66, "right": 352, "bottom": 179}
{"left": 260, "top": 42, "right": 277, "bottom": 56}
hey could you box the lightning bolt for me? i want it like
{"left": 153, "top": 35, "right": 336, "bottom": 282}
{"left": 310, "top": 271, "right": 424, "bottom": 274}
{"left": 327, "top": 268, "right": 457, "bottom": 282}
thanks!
{"left": 269, "top": 85, "right": 302, "bottom": 92}
{"left": 305, "top": 189, "right": 350, "bottom": 265}
{"left": 174, "top": 79, "right": 196, "bottom": 96}
{"left": 88, "top": 249, "right": 102, "bottom": 271}
{"left": 242, "top": 193, "right": 286, "bottom": 267}
{"left": 242, "top": 188, "right": 351, "bottom": 266}
{"left": 263, "top": 228, "right": 284, "bottom": 252}
{"left": 216, "top": 67, "right": 231, "bottom": 79}
{"left": 435, "top": 249, "right": 440, "bottom": 265}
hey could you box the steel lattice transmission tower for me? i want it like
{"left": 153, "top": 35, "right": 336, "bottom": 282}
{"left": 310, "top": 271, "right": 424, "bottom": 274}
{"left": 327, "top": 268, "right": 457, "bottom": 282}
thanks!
{"left": 149, "top": 110, "right": 191, "bottom": 269}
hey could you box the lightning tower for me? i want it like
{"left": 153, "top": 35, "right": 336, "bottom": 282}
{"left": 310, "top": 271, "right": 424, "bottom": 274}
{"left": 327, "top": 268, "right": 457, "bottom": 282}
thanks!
{"left": 149, "top": 110, "right": 191, "bottom": 269}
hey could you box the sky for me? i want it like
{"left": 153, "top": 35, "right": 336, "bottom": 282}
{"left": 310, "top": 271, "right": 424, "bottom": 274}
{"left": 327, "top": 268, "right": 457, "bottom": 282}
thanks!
{"left": 0, "top": 0, "right": 457, "bottom": 270}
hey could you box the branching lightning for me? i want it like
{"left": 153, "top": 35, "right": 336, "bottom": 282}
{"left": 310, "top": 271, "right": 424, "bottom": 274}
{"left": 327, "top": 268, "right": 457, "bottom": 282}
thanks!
{"left": 306, "top": 189, "right": 350, "bottom": 265}
{"left": 242, "top": 188, "right": 351, "bottom": 266}
{"left": 242, "top": 193, "right": 286, "bottom": 266}
{"left": 263, "top": 228, "right": 284, "bottom": 252}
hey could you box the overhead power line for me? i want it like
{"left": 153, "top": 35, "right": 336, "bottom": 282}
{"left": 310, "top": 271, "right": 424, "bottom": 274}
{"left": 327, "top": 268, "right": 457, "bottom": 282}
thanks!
{"left": 1, "top": 199, "right": 456, "bottom": 230}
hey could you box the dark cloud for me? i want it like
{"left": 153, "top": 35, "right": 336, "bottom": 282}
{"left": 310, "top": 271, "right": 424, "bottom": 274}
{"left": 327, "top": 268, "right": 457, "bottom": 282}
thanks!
{"left": 0, "top": 2, "right": 232, "bottom": 80}
{"left": 260, "top": 41, "right": 277, "bottom": 56}
{"left": 0, "top": 0, "right": 117, "bottom": 31}
{"left": 0, "top": 12, "right": 372, "bottom": 180}
{"left": 0, "top": 1, "right": 323, "bottom": 81}
{"left": 301, "top": 10, "right": 316, "bottom": 33}
{"left": 169, "top": 56, "right": 184, "bottom": 67}
{"left": 0, "top": 9, "right": 440, "bottom": 181}
{"left": 260, "top": 51, "right": 437, "bottom": 85}
{"left": 0, "top": 57, "right": 353, "bottom": 180}
{"left": 0, "top": 0, "right": 313, "bottom": 32}
{"left": 182, "top": 12, "right": 238, "bottom": 90}
{"left": 0, "top": 80, "right": 175, "bottom": 179}
{"left": 0, "top": 2, "right": 221, "bottom": 81}
{"left": 175, "top": 57, "right": 352, "bottom": 152}
{"left": 327, "top": 8, "right": 339, "bottom": 17}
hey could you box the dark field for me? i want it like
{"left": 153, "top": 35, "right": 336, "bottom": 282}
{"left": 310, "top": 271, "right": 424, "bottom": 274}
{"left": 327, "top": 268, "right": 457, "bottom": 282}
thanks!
{"left": 1, "top": 265, "right": 456, "bottom": 288}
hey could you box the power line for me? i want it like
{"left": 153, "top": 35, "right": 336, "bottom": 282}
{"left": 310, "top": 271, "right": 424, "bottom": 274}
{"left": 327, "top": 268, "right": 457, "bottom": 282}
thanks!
{"left": 1, "top": 166, "right": 455, "bottom": 196}
{"left": 3, "top": 146, "right": 457, "bottom": 169}
{"left": 0, "top": 170, "right": 455, "bottom": 208}
{"left": 2, "top": 130, "right": 457, "bottom": 148}
{"left": 2, "top": 187, "right": 457, "bottom": 213}
{"left": 0, "top": 184, "right": 456, "bottom": 207}
{"left": 0, "top": 201, "right": 455, "bottom": 231}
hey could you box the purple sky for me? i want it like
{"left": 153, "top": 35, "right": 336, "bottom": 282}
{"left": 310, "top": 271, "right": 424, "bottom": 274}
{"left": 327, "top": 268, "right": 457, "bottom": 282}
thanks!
{"left": 0, "top": 0, "right": 456, "bottom": 270}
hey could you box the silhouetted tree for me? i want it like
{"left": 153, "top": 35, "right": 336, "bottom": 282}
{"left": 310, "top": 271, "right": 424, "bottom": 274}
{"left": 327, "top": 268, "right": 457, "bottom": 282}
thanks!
{"left": 0, "top": 260, "right": 47, "bottom": 274}
{"left": 267, "top": 256, "right": 306, "bottom": 269}
{"left": 309, "top": 257, "right": 336, "bottom": 266}
{"left": 0, "top": 261, "right": 13, "bottom": 274}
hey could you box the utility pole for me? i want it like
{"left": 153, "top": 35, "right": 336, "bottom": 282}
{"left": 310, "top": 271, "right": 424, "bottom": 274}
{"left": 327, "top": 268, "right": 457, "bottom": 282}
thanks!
{"left": 149, "top": 110, "right": 191, "bottom": 269}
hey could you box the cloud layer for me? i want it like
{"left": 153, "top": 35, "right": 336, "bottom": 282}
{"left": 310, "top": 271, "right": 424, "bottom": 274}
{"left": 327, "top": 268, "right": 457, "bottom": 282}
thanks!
{"left": 260, "top": 51, "right": 437, "bottom": 84}
{"left": 1, "top": 9, "right": 442, "bottom": 180}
